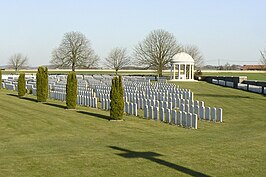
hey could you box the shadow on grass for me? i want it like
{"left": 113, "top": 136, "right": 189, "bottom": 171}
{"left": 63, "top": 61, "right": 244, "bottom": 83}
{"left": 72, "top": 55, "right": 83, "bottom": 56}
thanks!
{"left": 43, "top": 102, "right": 67, "bottom": 109}
{"left": 7, "top": 93, "right": 38, "bottom": 102}
{"left": 109, "top": 146, "right": 211, "bottom": 177}
{"left": 77, "top": 110, "right": 110, "bottom": 120}
{"left": 7, "top": 93, "right": 18, "bottom": 97}
{"left": 196, "top": 93, "right": 251, "bottom": 99}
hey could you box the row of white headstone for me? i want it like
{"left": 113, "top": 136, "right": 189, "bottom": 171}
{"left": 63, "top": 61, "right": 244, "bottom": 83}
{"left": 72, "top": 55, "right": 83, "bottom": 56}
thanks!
{"left": 2, "top": 75, "right": 223, "bottom": 129}
{"left": 95, "top": 80, "right": 222, "bottom": 124}
{"left": 96, "top": 84, "right": 192, "bottom": 104}
{"left": 123, "top": 97, "right": 223, "bottom": 122}
{"left": 179, "top": 103, "right": 222, "bottom": 122}
{"left": 49, "top": 90, "right": 98, "bottom": 108}
{"left": 143, "top": 105, "right": 198, "bottom": 129}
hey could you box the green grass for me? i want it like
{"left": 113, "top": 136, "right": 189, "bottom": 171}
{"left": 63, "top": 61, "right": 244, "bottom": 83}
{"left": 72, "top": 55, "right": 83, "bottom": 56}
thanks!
{"left": 0, "top": 82, "right": 266, "bottom": 177}
{"left": 202, "top": 72, "right": 266, "bottom": 81}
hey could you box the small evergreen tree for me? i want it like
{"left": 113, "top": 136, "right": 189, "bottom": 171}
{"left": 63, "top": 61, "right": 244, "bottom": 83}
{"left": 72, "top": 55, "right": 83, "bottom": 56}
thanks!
{"left": 36, "top": 66, "right": 48, "bottom": 102}
{"left": 66, "top": 72, "right": 77, "bottom": 109}
{"left": 118, "top": 75, "right": 124, "bottom": 117}
{"left": 18, "top": 73, "right": 26, "bottom": 97}
{"left": 0, "top": 69, "right": 2, "bottom": 89}
{"left": 110, "top": 77, "right": 118, "bottom": 119}
{"left": 110, "top": 76, "right": 124, "bottom": 120}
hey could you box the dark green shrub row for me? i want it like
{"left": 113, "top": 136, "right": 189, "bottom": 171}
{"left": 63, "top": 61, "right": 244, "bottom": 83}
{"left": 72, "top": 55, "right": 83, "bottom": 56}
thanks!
{"left": 66, "top": 72, "right": 77, "bottom": 109}
{"left": 36, "top": 66, "right": 48, "bottom": 102}
{"left": 18, "top": 73, "right": 26, "bottom": 97}
{"left": 110, "top": 75, "right": 124, "bottom": 120}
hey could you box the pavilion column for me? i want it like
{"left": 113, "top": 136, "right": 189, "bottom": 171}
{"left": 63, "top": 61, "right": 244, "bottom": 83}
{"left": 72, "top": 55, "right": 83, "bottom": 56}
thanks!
{"left": 184, "top": 64, "right": 187, "bottom": 79}
{"left": 173, "top": 64, "right": 175, "bottom": 80}
{"left": 189, "top": 64, "right": 192, "bottom": 79}
{"left": 192, "top": 64, "right": 194, "bottom": 80}
{"left": 178, "top": 64, "right": 180, "bottom": 79}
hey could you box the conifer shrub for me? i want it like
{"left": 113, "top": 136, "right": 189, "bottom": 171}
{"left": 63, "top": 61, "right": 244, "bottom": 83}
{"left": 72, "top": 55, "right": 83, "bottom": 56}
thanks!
{"left": 110, "top": 76, "right": 124, "bottom": 120}
{"left": 0, "top": 69, "right": 2, "bottom": 89}
{"left": 36, "top": 66, "right": 48, "bottom": 102}
{"left": 118, "top": 75, "right": 124, "bottom": 117}
{"left": 18, "top": 73, "right": 26, "bottom": 97}
{"left": 66, "top": 72, "right": 77, "bottom": 109}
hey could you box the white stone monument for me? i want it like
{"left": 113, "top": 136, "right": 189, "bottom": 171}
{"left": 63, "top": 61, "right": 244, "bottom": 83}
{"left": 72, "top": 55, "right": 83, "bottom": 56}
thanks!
{"left": 170, "top": 52, "right": 195, "bottom": 81}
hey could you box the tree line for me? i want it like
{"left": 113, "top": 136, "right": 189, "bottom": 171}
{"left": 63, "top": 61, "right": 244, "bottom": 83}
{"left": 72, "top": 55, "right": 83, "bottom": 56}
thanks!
{"left": 6, "top": 29, "right": 266, "bottom": 75}
{"left": 6, "top": 29, "right": 204, "bottom": 76}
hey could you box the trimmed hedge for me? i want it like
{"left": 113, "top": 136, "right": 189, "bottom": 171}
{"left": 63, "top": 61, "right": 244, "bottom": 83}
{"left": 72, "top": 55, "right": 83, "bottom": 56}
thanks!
{"left": 66, "top": 72, "right": 77, "bottom": 109}
{"left": 110, "top": 75, "right": 124, "bottom": 120}
{"left": 36, "top": 66, "right": 48, "bottom": 102}
{"left": 18, "top": 73, "right": 26, "bottom": 97}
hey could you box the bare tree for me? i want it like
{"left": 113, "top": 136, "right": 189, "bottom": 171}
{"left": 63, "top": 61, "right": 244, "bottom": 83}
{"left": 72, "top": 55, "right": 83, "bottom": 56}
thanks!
{"left": 134, "top": 29, "right": 181, "bottom": 77}
{"left": 51, "top": 31, "right": 99, "bottom": 71}
{"left": 260, "top": 49, "right": 266, "bottom": 65}
{"left": 182, "top": 45, "right": 204, "bottom": 69}
{"left": 105, "top": 48, "right": 131, "bottom": 75}
{"left": 8, "top": 53, "right": 28, "bottom": 71}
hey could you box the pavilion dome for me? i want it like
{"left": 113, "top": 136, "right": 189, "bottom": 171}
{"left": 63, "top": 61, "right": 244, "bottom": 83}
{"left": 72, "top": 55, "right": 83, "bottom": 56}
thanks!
{"left": 171, "top": 52, "right": 194, "bottom": 64}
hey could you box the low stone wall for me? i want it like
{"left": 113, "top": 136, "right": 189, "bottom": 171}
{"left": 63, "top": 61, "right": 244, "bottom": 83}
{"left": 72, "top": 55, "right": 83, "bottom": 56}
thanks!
{"left": 210, "top": 78, "right": 266, "bottom": 95}
{"left": 242, "top": 80, "right": 266, "bottom": 87}
{"left": 204, "top": 76, "right": 247, "bottom": 88}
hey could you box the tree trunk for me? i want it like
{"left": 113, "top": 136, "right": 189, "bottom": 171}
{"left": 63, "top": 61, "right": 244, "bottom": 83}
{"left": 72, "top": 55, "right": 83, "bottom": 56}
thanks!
{"left": 72, "top": 63, "right": 75, "bottom": 71}
{"left": 158, "top": 64, "right": 163, "bottom": 77}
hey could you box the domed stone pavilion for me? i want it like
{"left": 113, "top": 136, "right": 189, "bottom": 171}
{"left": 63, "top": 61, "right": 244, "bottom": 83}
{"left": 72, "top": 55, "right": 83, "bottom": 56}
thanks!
{"left": 170, "top": 52, "right": 194, "bottom": 81}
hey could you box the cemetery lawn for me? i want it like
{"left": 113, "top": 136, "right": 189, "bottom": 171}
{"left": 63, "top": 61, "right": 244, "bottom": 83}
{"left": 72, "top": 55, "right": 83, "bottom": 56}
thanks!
{"left": 0, "top": 83, "right": 266, "bottom": 177}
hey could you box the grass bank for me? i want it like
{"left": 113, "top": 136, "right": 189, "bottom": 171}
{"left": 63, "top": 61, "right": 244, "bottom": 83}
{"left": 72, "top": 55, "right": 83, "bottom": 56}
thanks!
{"left": 0, "top": 82, "right": 265, "bottom": 176}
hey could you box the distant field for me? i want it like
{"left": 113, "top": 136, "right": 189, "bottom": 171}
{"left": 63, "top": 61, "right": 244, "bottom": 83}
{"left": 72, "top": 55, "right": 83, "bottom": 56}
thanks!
{"left": 0, "top": 82, "right": 266, "bottom": 177}
{"left": 202, "top": 72, "right": 266, "bottom": 81}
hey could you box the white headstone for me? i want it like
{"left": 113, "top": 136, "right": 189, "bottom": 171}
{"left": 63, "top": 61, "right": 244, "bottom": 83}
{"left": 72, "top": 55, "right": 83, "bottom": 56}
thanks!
{"left": 154, "top": 107, "right": 159, "bottom": 120}
{"left": 190, "top": 105, "right": 194, "bottom": 114}
{"left": 149, "top": 106, "right": 154, "bottom": 119}
{"left": 194, "top": 100, "right": 199, "bottom": 107}
{"left": 166, "top": 108, "right": 171, "bottom": 123}
{"left": 185, "top": 104, "right": 189, "bottom": 112}
{"left": 200, "top": 101, "right": 204, "bottom": 108}
{"left": 192, "top": 114, "right": 198, "bottom": 129}
{"left": 211, "top": 107, "right": 217, "bottom": 122}
{"left": 133, "top": 103, "right": 137, "bottom": 116}
{"left": 102, "top": 99, "right": 106, "bottom": 109}
{"left": 144, "top": 105, "right": 148, "bottom": 118}
{"left": 205, "top": 107, "right": 211, "bottom": 121}
{"left": 124, "top": 102, "right": 129, "bottom": 114}
{"left": 200, "top": 106, "right": 205, "bottom": 120}
{"left": 177, "top": 111, "right": 182, "bottom": 126}
{"left": 195, "top": 105, "right": 199, "bottom": 117}
{"left": 187, "top": 113, "right": 192, "bottom": 128}
{"left": 217, "top": 108, "right": 223, "bottom": 122}
{"left": 172, "top": 110, "right": 177, "bottom": 124}
{"left": 182, "top": 112, "right": 187, "bottom": 127}
{"left": 129, "top": 103, "right": 133, "bottom": 115}
{"left": 160, "top": 108, "right": 165, "bottom": 122}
